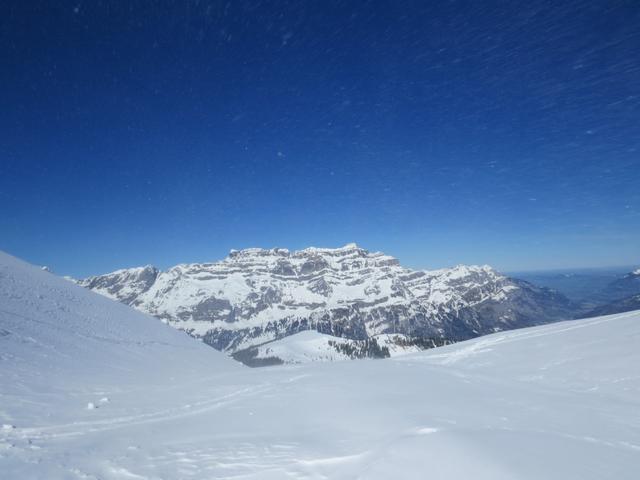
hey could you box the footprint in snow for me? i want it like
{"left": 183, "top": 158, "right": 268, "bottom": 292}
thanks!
{"left": 414, "top": 426, "right": 439, "bottom": 435}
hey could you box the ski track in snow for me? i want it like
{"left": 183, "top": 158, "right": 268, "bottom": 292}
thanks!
{"left": 13, "top": 383, "right": 274, "bottom": 441}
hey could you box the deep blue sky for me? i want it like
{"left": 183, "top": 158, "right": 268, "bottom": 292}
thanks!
{"left": 1, "top": 0, "right": 639, "bottom": 277}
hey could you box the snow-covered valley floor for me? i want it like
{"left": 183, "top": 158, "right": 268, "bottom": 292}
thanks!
{"left": 1, "top": 251, "right": 639, "bottom": 479}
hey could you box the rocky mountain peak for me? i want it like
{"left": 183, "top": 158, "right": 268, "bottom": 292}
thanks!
{"left": 78, "top": 245, "right": 576, "bottom": 358}
{"left": 78, "top": 265, "right": 159, "bottom": 305}
{"left": 221, "top": 244, "right": 400, "bottom": 277}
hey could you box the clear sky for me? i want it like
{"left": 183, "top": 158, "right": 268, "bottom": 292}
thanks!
{"left": 1, "top": 1, "right": 639, "bottom": 277}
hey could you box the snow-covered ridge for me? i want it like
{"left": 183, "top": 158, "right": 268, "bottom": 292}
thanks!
{"left": 0, "top": 251, "right": 238, "bottom": 426}
{"left": 242, "top": 331, "right": 430, "bottom": 366}
{"left": 78, "top": 244, "right": 575, "bottom": 359}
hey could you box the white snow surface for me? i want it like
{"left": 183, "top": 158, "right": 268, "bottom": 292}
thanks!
{"left": 254, "top": 330, "right": 353, "bottom": 363}
{"left": 252, "top": 331, "right": 424, "bottom": 363}
{"left": 2, "top": 251, "right": 640, "bottom": 479}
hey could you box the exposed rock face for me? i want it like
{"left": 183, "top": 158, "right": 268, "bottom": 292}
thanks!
{"left": 78, "top": 244, "right": 576, "bottom": 354}
{"left": 79, "top": 265, "right": 159, "bottom": 306}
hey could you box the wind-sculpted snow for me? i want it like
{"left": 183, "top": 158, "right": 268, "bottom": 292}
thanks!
{"left": 78, "top": 244, "right": 576, "bottom": 359}
{"left": 1, "top": 251, "right": 639, "bottom": 478}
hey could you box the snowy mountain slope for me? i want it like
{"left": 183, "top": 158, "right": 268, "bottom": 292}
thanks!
{"left": 0, "top": 251, "right": 240, "bottom": 429}
{"left": 78, "top": 244, "right": 576, "bottom": 359}
{"left": 233, "top": 331, "right": 441, "bottom": 366}
{"left": 2, "top": 251, "right": 640, "bottom": 479}
{"left": 238, "top": 330, "right": 355, "bottom": 364}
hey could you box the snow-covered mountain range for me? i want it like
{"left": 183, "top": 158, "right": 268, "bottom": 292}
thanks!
{"left": 2, "top": 250, "right": 639, "bottom": 479}
{"left": 77, "top": 244, "right": 575, "bottom": 363}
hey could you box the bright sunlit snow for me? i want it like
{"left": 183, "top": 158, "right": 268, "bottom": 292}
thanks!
{"left": 1, "top": 251, "right": 639, "bottom": 479}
